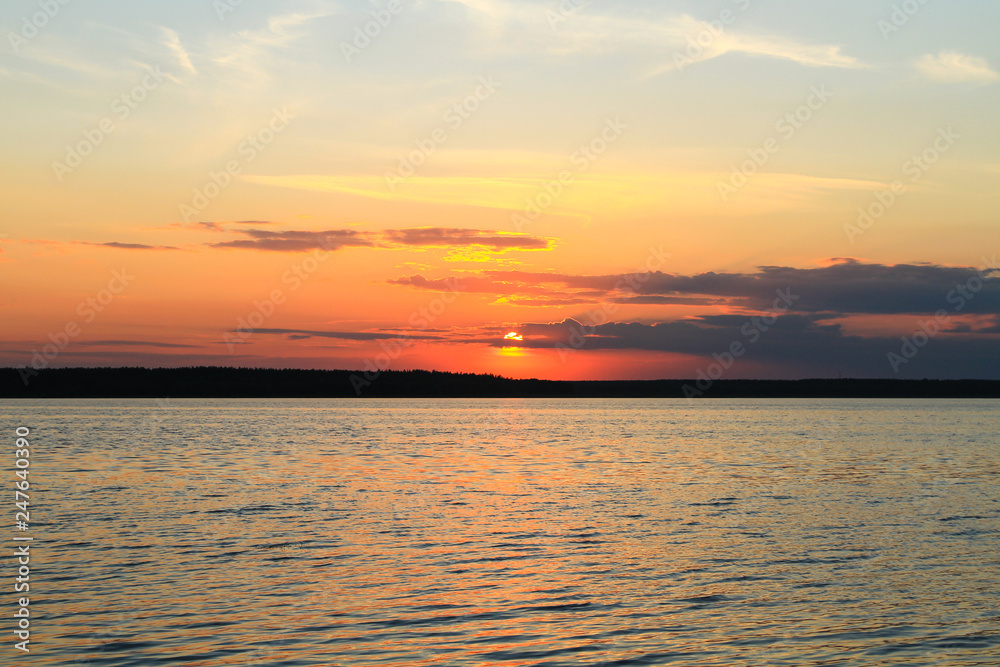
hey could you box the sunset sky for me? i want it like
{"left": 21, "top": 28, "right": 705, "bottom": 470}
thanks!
{"left": 3, "top": 0, "right": 999, "bottom": 380}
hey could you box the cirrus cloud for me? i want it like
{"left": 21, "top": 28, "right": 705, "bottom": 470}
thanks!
{"left": 915, "top": 51, "right": 999, "bottom": 83}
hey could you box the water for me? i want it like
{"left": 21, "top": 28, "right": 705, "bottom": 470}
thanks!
{"left": 4, "top": 399, "right": 999, "bottom": 666}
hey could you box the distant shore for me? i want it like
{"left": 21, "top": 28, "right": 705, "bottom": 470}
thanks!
{"left": 3, "top": 367, "right": 1000, "bottom": 398}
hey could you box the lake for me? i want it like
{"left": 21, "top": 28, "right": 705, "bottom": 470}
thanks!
{"left": 4, "top": 399, "right": 999, "bottom": 665}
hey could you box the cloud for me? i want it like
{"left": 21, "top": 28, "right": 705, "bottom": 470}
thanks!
{"left": 695, "top": 259, "right": 1000, "bottom": 315}
{"left": 242, "top": 172, "right": 881, "bottom": 220}
{"left": 209, "top": 227, "right": 551, "bottom": 253}
{"left": 77, "top": 340, "right": 199, "bottom": 349}
{"left": 388, "top": 273, "right": 566, "bottom": 298}
{"left": 500, "top": 315, "right": 1000, "bottom": 378}
{"left": 946, "top": 316, "right": 1000, "bottom": 335}
{"left": 389, "top": 259, "right": 1000, "bottom": 315}
{"left": 79, "top": 241, "right": 180, "bottom": 251}
{"left": 645, "top": 16, "right": 861, "bottom": 76}
{"left": 609, "top": 295, "right": 729, "bottom": 306}
{"left": 246, "top": 328, "right": 444, "bottom": 342}
{"left": 916, "top": 51, "right": 999, "bottom": 83}
{"left": 162, "top": 28, "right": 196, "bottom": 75}
{"left": 382, "top": 228, "right": 552, "bottom": 251}
{"left": 439, "top": 1, "right": 862, "bottom": 72}
{"left": 188, "top": 221, "right": 276, "bottom": 232}
{"left": 717, "top": 32, "right": 859, "bottom": 69}
{"left": 240, "top": 174, "right": 574, "bottom": 213}
{"left": 210, "top": 229, "right": 374, "bottom": 252}
{"left": 976, "top": 321, "right": 1000, "bottom": 334}
{"left": 211, "top": 7, "right": 340, "bottom": 79}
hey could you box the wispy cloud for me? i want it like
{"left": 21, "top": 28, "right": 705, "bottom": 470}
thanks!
{"left": 243, "top": 171, "right": 884, "bottom": 220}
{"left": 706, "top": 30, "right": 860, "bottom": 70}
{"left": 210, "top": 7, "right": 339, "bottom": 79}
{"left": 162, "top": 28, "right": 197, "bottom": 75}
{"left": 439, "top": 1, "right": 861, "bottom": 72}
{"left": 189, "top": 220, "right": 279, "bottom": 233}
{"left": 77, "top": 340, "right": 199, "bottom": 349}
{"left": 915, "top": 51, "right": 998, "bottom": 83}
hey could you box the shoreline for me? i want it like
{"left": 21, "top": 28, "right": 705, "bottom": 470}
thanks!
{"left": 4, "top": 367, "right": 1000, "bottom": 399}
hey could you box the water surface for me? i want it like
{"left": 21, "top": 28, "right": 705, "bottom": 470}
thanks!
{"left": 4, "top": 399, "right": 999, "bottom": 665}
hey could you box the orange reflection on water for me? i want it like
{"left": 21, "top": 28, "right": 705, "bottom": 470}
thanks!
{"left": 30, "top": 399, "right": 1000, "bottom": 666}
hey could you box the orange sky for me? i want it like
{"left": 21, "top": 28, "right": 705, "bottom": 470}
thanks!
{"left": 2, "top": 1, "right": 999, "bottom": 380}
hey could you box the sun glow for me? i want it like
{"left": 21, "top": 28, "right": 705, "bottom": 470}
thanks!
{"left": 504, "top": 332, "right": 523, "bottom": 342}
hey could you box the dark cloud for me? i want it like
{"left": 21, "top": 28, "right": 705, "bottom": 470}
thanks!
{"left": 211, "top": 229, "right": 373, "bottom": 252}
{"left": 197, "top": 221, "right": 277, "bottom": 230}
{"left": 389, "top": 275, "right": 483, "bottom": 291}
{"left": 382, "top": 227, "right": 551, "bottom": 250}
{"left": 245, "top": 328, "right": 444, "bottom": 341}
{"left": 503, "top": 315, "right": 1000, "bottom": 378}
{"left": 209, "top": 227, "right": 551, "bottom": 253}
{"left": 81, "top": 241, "right": 180, "bottom": 250}
{"left": 704, "top": 259, "right": 1000, "bottom": 314}
{"left": 390, "top": 259, "right": 1000, "bottom": 316}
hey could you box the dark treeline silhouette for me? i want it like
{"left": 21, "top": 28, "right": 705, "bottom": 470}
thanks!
{"left": 3, "top": 366, "right": 1000, "bottom": 398}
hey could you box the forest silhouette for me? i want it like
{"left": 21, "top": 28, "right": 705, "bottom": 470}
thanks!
{"left": 4, "top": 367, "right": 1000, "bottom": 398}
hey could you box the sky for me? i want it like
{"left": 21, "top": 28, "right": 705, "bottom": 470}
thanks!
{"left": 2, "top": 0, "right": 999, "bottom": 381}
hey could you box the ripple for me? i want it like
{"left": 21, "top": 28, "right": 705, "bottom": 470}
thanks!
{"left": 9, "top": 397, "right": 1000, "bottom": 666}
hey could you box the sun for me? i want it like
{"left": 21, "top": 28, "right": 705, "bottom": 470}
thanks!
{"left": 504, "top": 332, "right": 523, "bottom": 342}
